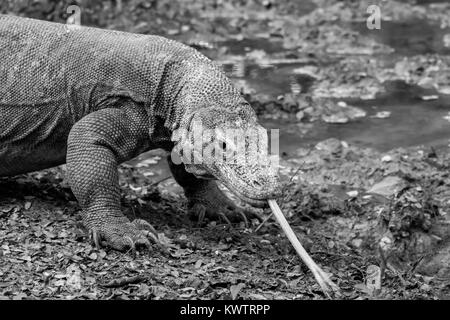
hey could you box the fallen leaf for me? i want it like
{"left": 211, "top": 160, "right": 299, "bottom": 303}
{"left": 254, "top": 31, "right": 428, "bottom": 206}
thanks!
{"left": 230, "top": 283, "right": 245, "bottom": 300}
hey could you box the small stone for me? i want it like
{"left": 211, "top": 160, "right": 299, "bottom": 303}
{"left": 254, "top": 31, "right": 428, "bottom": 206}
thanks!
{"left": 417, "top": 77, "right": 436, "bottom": 89}
{"left": 295, "top": 110, "right": 305, "bottom": 121}
{"left": 315, "top": 138, "right": 343, "bottom": 155}
{"left": 443, "top": 34, "right": 450, "bottom": 48}
{"left": 438, "top": 86, "right": 450, "bottom": 95}
{"left": 292, "top": 65, "right": 319, "bottom": 79}
{"left": 445, "top": 112, "right": 450, "bottom": 122}
{"left": 420, "top": 284, "right": 431, "bottom": 292}
{"left": 421, "top": 95, "right": 439, "bottom": 101}
{"left": 422, "top": 276, "right": 434, "bottom": 284}
{"left": 367, "top": 176, "right": 405, "bottom": 197}
{"left": 379, "top": 236, "right": 392, "bottom": 251}
{"left": 371, "top": 111, "right": 391, "bottom": 119}
{"left": 351, "top": 238, "right": 363, "bottom": 248}
{"left": 347, "top": 190, "right": 358, "bottom": 198}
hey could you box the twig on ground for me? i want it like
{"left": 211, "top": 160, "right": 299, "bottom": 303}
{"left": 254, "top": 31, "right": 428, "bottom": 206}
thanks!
{"left": 104, "top": 247, "right": 133, "bottom": 272}
{"left": 254, "top": 212, "right": 274, "bottom": 232}
{"left": 268, "top": 199, "right": 341, "bottom": 298}
{"left": 101, "top": 274, "right": 145, "bottom": 288}
{"left": 378, "top": 245, "right": 387, "bottom": 280}
{"left": 150, "top": 176, "right": 171, "bottom": 187}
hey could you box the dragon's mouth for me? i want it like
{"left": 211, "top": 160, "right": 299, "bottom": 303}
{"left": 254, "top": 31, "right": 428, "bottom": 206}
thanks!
{"left": 197, "top": 162, "right": 281, "bottom": 207}
{"left": 233, "top": 190, "right": 268, "bottom": 207}
{"left": 221, "top": 180, "right": 272, "bottom": 208}
{"left": 194, "top": 170, "right": 269, "bottom": 206}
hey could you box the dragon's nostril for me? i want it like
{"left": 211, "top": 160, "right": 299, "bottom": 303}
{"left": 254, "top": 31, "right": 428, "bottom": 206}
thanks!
{"left": 253, "top": 180, "right": 261, "bottom": 187}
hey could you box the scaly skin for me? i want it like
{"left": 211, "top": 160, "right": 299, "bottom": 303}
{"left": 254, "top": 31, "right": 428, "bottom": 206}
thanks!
{"left": 0, "top": 15, "right": 281, "bottom": 251}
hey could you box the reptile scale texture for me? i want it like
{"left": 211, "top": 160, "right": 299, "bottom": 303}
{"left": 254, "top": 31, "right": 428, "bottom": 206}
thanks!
{"left": 0, "top": 14, "right": 281, "bottom": 251}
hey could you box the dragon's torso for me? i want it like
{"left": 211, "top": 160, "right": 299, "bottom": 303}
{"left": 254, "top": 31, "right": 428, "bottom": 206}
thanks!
{"left": 0, "top": 14, "right": 240, "bottom": 176}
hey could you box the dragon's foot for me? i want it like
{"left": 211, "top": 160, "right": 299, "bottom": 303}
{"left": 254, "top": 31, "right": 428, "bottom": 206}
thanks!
{"left": 84, "top": 214, "right": 159, "bottom": 252}
{"left": 187, "top": 184, "right": 262, "bottom": 227}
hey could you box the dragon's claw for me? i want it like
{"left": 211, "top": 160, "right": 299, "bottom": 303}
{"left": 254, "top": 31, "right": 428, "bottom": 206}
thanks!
{"left": 187, "top": 186, "right": 261, "bottom": 227}
{"left": 86, "top": 217, "right": 159, "bottom": 252}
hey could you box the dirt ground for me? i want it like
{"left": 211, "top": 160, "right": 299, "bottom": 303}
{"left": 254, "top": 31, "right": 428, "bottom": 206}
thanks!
{"left": 1, "top": 0, "right": 450, "bottom": 300}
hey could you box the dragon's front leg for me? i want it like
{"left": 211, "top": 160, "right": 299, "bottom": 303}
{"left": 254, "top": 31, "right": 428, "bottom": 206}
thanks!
{"left": 66, "top": 105, "right": 158, "bottom": 251}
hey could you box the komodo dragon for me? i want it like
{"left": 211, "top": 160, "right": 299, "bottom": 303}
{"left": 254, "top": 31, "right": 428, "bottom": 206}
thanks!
{"left": 0, "top": 14, "right": 281, "bottom": 251}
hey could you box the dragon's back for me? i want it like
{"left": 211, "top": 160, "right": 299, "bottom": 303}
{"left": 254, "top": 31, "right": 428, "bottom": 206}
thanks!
{"left": 0, "top": 14, "right": 199, "bottom": 175}
{"left": 0, "top": 14, "right": 196, "bottom": 109}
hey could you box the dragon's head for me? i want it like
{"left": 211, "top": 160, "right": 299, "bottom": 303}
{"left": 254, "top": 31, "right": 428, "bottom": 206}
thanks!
{"left": 172, "top": 104, "right": 282, "bottom": 207}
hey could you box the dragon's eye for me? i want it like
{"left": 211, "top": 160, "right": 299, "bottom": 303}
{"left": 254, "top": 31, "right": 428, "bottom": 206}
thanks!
{"left": 219, "top": 141, "right": 227, "bottom": 151}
